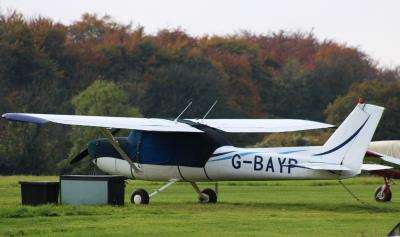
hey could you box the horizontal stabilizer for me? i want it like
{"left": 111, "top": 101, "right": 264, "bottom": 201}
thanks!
{"left": 361, "top": 164, "right": 393, "bottom": 171}
{"left": 290, "top": 163, "right": 352, "bottom": 171}
{"left": 187, "top": 119, "right": 334, "bottom": 133}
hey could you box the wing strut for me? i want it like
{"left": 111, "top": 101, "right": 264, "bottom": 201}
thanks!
{"left": 149, "top": 178, "right": 180, "bottom": 197}
{"left": 100, "top": 128, "right": 141, "bottom": 173}
{"left": 174, "top": 101, "right": 192, "bottom": 123}
{"left": 202, "top": 100, "right": 218, "bottom": 121}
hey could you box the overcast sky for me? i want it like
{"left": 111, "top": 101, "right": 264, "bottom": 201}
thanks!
{"left": 1, "top": 0, "right": 399, "bottom": 68}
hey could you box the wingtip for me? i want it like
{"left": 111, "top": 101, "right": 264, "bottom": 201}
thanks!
{"left": 316, "top": 122, "right": 335, "bottom": 129}
{"left": 2, "top": 113, "right": 11, "bottom": 119}
{"left": 2, "top": 113, "right": 48, "bottom": 124}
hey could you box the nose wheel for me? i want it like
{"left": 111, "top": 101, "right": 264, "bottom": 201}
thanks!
{"left": 199, "top": 188, "right": 217, "bottom": 203}
{"left": 191, "top": 182, "right": 218, "bottom": 204}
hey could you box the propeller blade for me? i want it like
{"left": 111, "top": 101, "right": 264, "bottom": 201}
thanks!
{"left": 70, "top": 149, "right": 89, "bottom": 164}
{"left": 69, "top": 128, "right": 118, "bottom": 165}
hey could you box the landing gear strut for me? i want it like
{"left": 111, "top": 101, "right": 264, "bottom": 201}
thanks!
{"left": 375, "top": 177, "right": 392, "bottom": 202}
{"left": 130, "top": 180, "right": 218, "bottom": 204}
{"left": 191, "top": 182, "right": 217, "bottom": 203}
{"left": 130, "top": 179, "right": 180, "bottom": 205}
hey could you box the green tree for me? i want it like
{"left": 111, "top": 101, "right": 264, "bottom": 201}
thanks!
{"left": 325, "top": 80, "right": 400, "bottom": 140}
{"left": 263, "top": 57, "right": 312, "bottom": 119}
{"left": 59, "top": 80, "right": 141, "bottom": 174}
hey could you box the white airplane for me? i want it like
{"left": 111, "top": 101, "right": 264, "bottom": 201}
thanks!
{"left": 2, "top": 102, "right": 393, "bottom": 204}
{"left": 366, "top": 140, "right": 400, "bottom": 202}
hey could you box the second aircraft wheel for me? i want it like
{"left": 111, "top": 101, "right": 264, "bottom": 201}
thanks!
{"left": 131, "top": 188, "right": 150, "bottom": 204}
{"left": 199, "top": 188, "right": 217, "bottom": 203}
{"left": 374, "top": 185, "right": 392, "bottom": 202}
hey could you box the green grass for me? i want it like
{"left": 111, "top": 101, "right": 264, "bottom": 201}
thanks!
{"left": 0, "top": 176, "right": 399, "bottom": 237}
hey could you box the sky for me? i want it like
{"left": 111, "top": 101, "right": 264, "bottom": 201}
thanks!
{"left": 1, "top": 0, "right": 399, "bottom": 68}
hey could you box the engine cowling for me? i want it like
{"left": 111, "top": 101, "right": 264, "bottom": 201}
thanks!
{"left": 88, "top": 137, "right": 131, "bottom": 159}
{"left": 88, "top": 127, "right": 231, "bottom": 167}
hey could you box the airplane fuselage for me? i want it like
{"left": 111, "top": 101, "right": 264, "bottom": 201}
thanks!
{"left": 94, "top": 146, "right": 358, "bottom": 182}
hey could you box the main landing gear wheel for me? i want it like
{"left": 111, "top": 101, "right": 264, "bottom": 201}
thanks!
{"left": 131, "top": 188, "right": 150, "bottom": 205}
{"left": 199, "top": 188, "right": 217, "bottom": 203}
{"left": 375, "top": 185, "right": 392, "bottom": 202}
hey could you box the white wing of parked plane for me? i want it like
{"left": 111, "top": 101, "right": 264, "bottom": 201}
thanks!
{"left": 361, "top": 164, "right": 393, "bottom": 171}
{"left": 2, "top": 113, "right": 203, "bottom": 132}
{"left": 2, "top": 113, "right": 334, "bottom": 133}
{"left": 367, "top": 141, "right": 400, "bottom": 166}
{"left": 187, "top": 119, "right": 334, "bottom": 133}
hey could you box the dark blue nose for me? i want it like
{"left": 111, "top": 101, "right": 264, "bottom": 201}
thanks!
{"left": 87, "top": 138, "right": 131, "bottom": 159}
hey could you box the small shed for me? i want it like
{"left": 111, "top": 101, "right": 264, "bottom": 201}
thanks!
{"left": 60, "top": 175, "right": 125, "bottom": 205}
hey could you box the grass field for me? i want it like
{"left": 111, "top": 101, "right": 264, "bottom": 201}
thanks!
{"left": 0, "top": 176, "right": 399, "bottom": 237}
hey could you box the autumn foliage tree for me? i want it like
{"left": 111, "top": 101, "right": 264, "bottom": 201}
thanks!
{"left": 0, "top": 12, "right": 399, "bottom": 174}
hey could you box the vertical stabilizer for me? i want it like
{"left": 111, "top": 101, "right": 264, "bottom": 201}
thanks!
{"left": 314, "top": 103, "right": 384, "bottom": 171}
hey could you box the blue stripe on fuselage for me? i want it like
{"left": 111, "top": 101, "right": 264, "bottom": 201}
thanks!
{"left": 278, "top": 149, "right": 306, "bottom": 155}
{"left": 208, "top": 151, "right": 260, "bottom": 162}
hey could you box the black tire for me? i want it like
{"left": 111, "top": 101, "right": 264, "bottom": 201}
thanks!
{"left": 200, "top": 188, "right": 217, "bottom": 203}
{"left": 374, "top": 185, "right": 392, "bottom": 202}
{"left": 131, "top": 188, "right": 150, "bottom": 204}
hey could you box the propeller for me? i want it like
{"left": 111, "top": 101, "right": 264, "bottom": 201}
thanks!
{"left": 69, "top": 128, "right": 121, "bottom": 165}
{"left": 70, "top": 149, "right": 89, "bottom": 164}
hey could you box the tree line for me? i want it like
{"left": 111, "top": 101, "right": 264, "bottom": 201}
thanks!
{"left": 0, "top": 12, "right": 399, "bottom": 174}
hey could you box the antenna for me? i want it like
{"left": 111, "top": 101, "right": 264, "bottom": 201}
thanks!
{"left": 174, "top": 101, "right": 192, "bottom": 122}
{"left": 202, "top": 100, "right": 218, "bottom": 121}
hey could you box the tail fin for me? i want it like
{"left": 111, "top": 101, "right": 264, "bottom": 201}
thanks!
{"left": 314, "top": 103, "right": 384, "bottom": 171}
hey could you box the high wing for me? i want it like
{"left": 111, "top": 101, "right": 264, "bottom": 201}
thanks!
{"left": 2, "top": 113, "right": 333, "bottom": 133}
{"left": 187, "top": 119, "right": 334, "bottom": 133}
{"left": 2, "top": 113, "right": 202, "bottom": 132}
